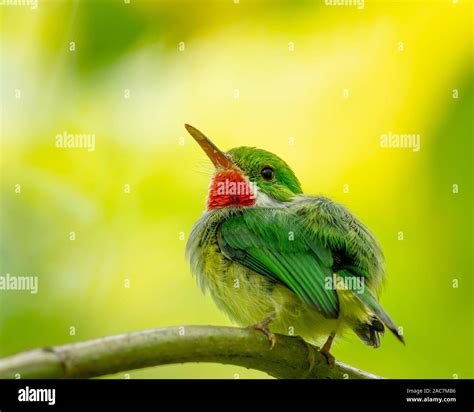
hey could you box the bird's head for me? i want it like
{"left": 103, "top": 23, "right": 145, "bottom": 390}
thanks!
{"left": 185, "top": 124, "right": 302, "bottom": 211}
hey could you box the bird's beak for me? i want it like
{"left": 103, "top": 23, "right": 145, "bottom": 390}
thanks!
{"left": 185, "top": 124, "right": 237, "bottom": 170}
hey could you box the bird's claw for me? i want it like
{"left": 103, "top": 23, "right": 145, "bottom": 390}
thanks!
{"left": 320, "top": 350, "right": 336, "bottom": 367}
{"left": 250, "top": 314, "right": 277, "bottom": 350}
{"left": 319, "top": 332, "right": 336, "bottom": 367}
{"left": 251, "top": 321, "right": 276, "bottom": 350}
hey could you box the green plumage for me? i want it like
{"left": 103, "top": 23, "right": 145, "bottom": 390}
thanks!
{"left": 186, "top": 141, "right": 404, "bottom": 349}
{"left": 218, "top": 208, "right": 338, "bottom": 318}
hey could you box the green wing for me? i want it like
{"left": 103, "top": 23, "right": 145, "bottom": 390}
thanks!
{"left": 217, "top": 196, "right": 403, "bottom": 344}
{"left": 293, "top": 196, "right": 403, "bottom": 343}
{"left": 292, "top": 196, "right": 385, "bottom": 290}
{"left": 217, "top": 208, "right": 339, "bottom": 318}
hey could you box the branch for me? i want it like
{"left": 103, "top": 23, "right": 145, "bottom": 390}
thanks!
{"left": 0, "top": 325, "right": 381, "bottom": 379}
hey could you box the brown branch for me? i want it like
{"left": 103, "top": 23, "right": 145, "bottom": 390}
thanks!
{"left": 0, "top": 325, "right": 382, "bottom": 379}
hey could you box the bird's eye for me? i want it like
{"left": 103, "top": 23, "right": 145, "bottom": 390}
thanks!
{"left": 260, "top": 166, "right": 275, "bottom": 181}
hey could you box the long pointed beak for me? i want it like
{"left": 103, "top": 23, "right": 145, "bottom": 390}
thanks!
{"left": 185, "top": 124, "right": 237, "bottom": 170}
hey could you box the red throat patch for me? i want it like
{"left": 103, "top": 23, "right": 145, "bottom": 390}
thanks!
{"left": 207, "top": 170, "right": 257, "bottom": 210}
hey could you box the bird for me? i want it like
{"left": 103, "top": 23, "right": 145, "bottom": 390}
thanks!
{"left": 185, "top": 124, "right": 404, "bottom": 365}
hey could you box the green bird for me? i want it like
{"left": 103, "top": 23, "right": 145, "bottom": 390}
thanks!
{"left": 185, "top": 124, "right": 404, "bottom": 364}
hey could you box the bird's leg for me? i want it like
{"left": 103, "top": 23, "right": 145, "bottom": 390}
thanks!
{"left": 320, "top": 331, "right": 336, "bottom": 367}
{"left": 250, "top": 312, "right": 277, "bottom": 350}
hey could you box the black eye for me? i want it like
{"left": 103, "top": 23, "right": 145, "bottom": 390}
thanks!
{"left": 260, "top": 167, "right": 275, "bottom": 181}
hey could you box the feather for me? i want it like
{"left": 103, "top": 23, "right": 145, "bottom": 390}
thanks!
{"left": 218, "top": 208, "right": 339, "bottom": 318}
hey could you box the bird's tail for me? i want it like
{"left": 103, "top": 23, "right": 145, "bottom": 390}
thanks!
{"left": 354, "top": 316, "right": 385, "bottom": 348}
{"left": 352, "top": 286, "right": 405, "bottom": 346}
{"left": 337, "top": 270, "right": 405, "bottom": 346}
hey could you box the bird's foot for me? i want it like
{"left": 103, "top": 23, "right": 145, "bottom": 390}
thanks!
{"left": 320, "top": 333, "right": 336, "bottom": 367}
{"left": 250, "top": 313, "right": 276, "bottom": 350}
{"left": 320, "top": 349, "right": 336, "bottom": 367}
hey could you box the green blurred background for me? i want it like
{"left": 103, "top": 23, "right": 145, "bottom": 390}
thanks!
{"left": 0, "top": 0, "right": 472, "bottom": 379}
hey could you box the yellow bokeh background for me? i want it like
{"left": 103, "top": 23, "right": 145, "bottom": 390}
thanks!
{"left": 1, "top": 0, "right": 472, "bottom": 378}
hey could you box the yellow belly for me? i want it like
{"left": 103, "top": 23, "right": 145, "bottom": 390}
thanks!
{"left": 201, "top": 243, "right": 370, "bottom": 346}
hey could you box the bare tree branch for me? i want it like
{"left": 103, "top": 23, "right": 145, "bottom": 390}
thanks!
{"left": 0, "top": 325, "right": 382, "bottom": 379}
